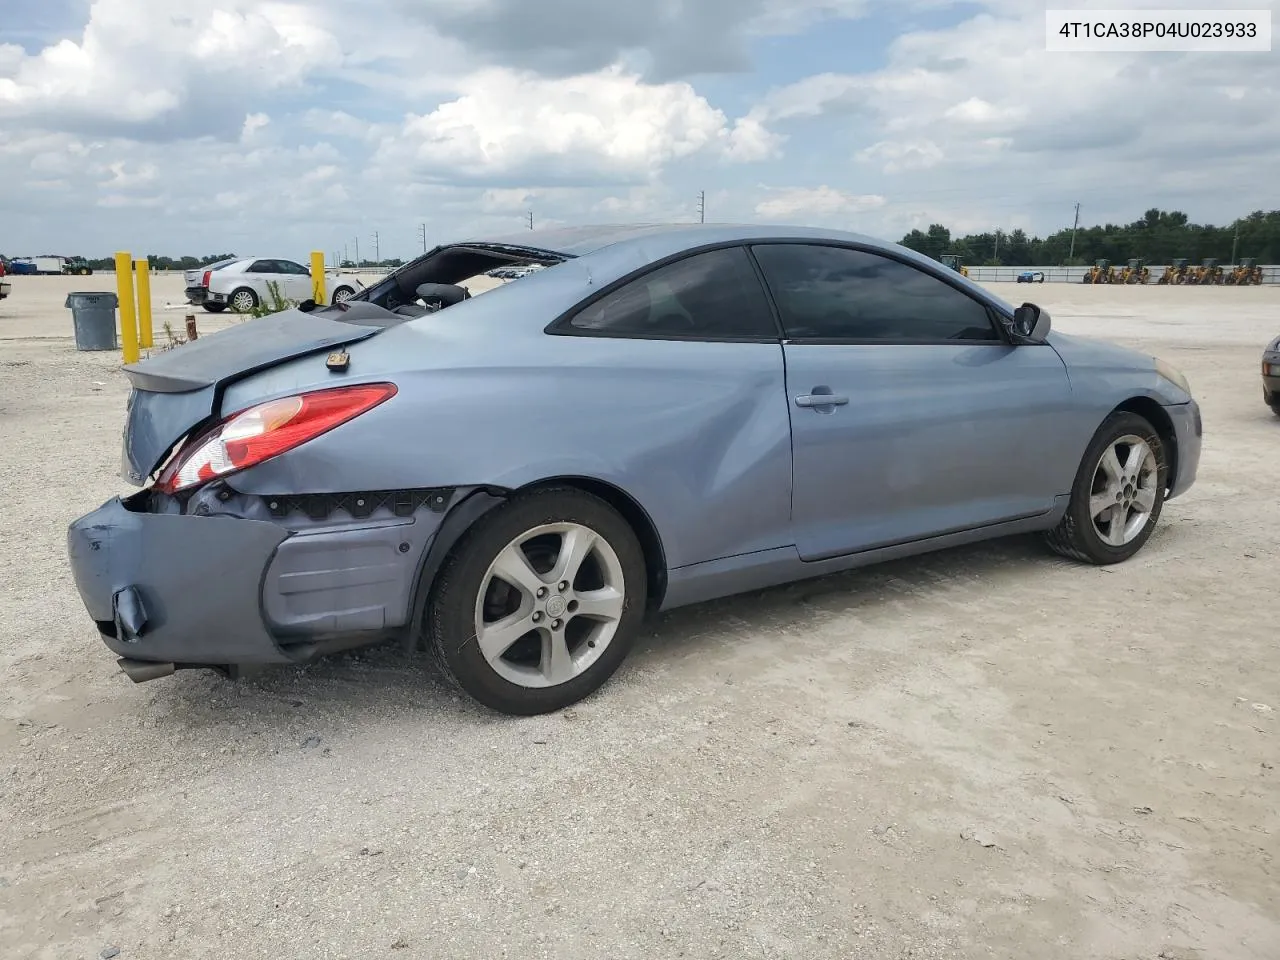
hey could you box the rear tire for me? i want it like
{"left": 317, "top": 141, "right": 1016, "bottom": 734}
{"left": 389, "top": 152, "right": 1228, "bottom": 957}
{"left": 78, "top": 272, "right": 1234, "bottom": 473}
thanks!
{"left": 1267, "top": 389, "right": 1280, "bottom": 418}
{"left": 1044, "top": 411, "right": 1168, "bottom": 565}
{"left": 202, "top": 303, "right": 226, "bottom": 313}
{"left": 426, "top": 487, "right": 647, "bottom": 716}
{"left": 332, "top": 285, "right": 355, "bottom": 304}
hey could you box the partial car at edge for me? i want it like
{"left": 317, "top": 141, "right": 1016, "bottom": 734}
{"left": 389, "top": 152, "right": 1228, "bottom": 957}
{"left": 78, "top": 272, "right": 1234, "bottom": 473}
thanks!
{"left": 66, "top": 222, "right": 1203, "bottom": 715}
{"left": 1263, "top": 333, "right": 1280, "bottom": 416}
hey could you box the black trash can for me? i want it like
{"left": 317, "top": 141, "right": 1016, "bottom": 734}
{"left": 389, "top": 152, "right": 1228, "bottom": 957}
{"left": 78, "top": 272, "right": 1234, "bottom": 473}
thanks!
{"left": 65, "top": 292, "right": 119, "bottom": 351}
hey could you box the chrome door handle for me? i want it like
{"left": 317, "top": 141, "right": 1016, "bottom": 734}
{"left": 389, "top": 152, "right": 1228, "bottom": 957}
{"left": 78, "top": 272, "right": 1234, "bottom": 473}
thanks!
{"left": 795, "top": 394, "right": 848, "bottom": 408}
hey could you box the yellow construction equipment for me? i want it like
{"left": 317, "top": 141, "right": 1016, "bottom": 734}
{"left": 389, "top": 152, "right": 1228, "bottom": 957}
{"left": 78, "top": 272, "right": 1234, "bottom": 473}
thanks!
{"left": 940, "top": 255, "right": 969, "bottom": 278}
{"left": 1120, "top": 258, "right": 1150, "bottom": 284}
{"left": 1188, "top": 258, "right": 1224, "bottom": 285}
{"left": 1226, "top": 258, "right": 1263, "bottom": 285}
{"left": 1157, "top": 258, "right": 1190, "bottom": 284}
{"left": 1083, "top": 259, "right": 1118, "bottom": 284}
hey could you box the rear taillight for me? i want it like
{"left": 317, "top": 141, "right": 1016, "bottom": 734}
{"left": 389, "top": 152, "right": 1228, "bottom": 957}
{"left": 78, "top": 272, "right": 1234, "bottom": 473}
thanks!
{"left": 202, "top": 270, "right": 211, "bottom": 287}
{"left": 154, "top": 383, "right": 397, "bottom": 494}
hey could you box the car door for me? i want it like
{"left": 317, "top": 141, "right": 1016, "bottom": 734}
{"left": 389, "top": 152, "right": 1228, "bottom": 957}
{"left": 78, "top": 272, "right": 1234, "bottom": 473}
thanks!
{"left": 242, "top": 259, "right": 280, "bottom": 300}
{"left": 274, "top": 259, "right": 315, "bottom": 300}
{"left": 750, "top": 241, "right": 1074, "bottom": 562}
{"left": 547, "top": 245, "right": 794, "bottom": 568}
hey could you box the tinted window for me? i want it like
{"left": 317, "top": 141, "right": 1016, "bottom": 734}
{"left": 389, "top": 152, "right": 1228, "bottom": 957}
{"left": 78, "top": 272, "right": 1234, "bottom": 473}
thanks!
{"left": 276, "top": 260, "right": 310, "bottom": 275}
{"left": 751, "top": 244, "right": 998, "bottom": 342}
{"left": 567, "top": 247, "right": 776, "bottom": 340}
{"left": 247, "top": 260, "right": 278, "bottom": 274}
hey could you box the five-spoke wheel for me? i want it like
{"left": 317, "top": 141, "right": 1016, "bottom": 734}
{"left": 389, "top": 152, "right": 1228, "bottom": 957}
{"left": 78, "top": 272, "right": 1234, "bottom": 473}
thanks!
{"left": 426, "top": 488, "right": 646, "bottom": 715}
{"left": 1046, "top": 411, "right": 1168, "bottom": 564}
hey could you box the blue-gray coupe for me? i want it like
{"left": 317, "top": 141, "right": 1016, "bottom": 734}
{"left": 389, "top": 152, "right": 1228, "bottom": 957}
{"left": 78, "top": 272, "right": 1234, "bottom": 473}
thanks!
{"left": 67, "top": 223, "right": 1202, "bottom": 715}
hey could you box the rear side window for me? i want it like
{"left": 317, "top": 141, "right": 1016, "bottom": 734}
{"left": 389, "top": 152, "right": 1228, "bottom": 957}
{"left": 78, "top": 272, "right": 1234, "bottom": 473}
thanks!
{"left": 566, "top": 247, "right": 777, "bottom": 340}
{"left": 247, "top": 260, "right": 278, "bottom": 274}
{"left": 751, "top": 243, "right": 999, "bottom": 342}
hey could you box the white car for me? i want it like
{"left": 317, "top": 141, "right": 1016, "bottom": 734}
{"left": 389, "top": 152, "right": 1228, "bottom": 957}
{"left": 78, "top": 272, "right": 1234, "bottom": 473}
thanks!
{"left": 195, "top": 257, "right": 360, "bottom": 313}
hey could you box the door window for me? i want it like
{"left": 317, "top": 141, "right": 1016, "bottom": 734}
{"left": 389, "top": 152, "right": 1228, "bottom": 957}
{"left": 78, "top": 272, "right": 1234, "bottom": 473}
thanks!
{"left": 565, "top": 247, "right": 777, "bottom": 340}
{"left": 751, "top": 244, "right": 999, "bottom": 342}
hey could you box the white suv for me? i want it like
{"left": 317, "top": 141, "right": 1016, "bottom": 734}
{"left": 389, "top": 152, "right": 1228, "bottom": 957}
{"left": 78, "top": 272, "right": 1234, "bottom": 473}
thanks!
{"left": 197, "top": 258, "right": 359, "bottom": 313}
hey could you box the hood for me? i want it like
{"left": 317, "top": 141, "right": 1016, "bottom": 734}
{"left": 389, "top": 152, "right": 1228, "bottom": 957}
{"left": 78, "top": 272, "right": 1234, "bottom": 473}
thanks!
{"left": 120, "top": 301, "right": 406, "bottom": 484}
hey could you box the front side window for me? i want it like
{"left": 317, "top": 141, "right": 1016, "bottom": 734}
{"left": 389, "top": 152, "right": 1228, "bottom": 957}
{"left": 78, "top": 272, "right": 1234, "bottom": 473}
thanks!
{"left": 751, "top": 244, "right": 999, "bottom": 342}
{"left": 566, "top": 247, "right": 777, "bottom": 340}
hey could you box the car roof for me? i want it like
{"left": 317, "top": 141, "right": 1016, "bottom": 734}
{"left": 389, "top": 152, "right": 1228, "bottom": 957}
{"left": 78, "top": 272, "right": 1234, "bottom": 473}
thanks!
{"left": 455, "top": 222, "right": 1015, "bottom": 316}
{"left": 468, "top": 222, "right": 893, "bottom": 258}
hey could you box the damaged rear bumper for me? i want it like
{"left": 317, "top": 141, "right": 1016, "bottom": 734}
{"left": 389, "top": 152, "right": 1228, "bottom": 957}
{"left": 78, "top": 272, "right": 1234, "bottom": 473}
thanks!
{"left": 67, "top": 493, "right": 295, "bottom": 668}
{"left": 66, "top": 488, "right": 449, "bottom": 679}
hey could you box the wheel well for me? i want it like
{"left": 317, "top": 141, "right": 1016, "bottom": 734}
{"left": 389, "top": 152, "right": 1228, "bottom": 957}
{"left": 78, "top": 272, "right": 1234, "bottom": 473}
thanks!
{"left": 1113, "top": 396, "right": 1178, "bottom": 490}
{"left": 517, "top": 476, "right": 668, "bottom": 612}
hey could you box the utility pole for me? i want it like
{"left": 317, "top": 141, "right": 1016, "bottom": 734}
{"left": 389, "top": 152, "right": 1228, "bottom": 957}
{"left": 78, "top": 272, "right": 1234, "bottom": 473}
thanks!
{"left": 418, "top": 223, "right": 427, "bottom": 253}
{"left": 371, "top": 231, "right": 380, "bottom": 266}
{"left": 994, "top": 229, "right": 1001, "bottom": 261}
{"left": 1231, "top": 220, "right": 1240, "bottom": 265}
{"left": 527, "top": 211, "right": 534, "bottom": 230}
{"left": 697, "top": 190, "right": 705, "bottom": 224}
{"left": 343, "top": 243, "right": 348, "bottom": 265}
{"left": 1068, "top": 202, "right": 1081, "bottom": 264}
{"left": 354, "top": 237, "right": 360, "bottom": 268}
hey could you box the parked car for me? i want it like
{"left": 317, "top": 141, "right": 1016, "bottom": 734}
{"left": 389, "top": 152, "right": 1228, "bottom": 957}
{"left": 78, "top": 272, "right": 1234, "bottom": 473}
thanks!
{"left": 1017, "top": 270, "right": 1045, "bottom": 283}
{"left": 66, "top": 223, "right": 1202, "bottom": 715}
{"left": 0, "top": 279, "right": 10, "bottom": 303}
{"left": 196, "top": 257, "right": 359, "bottom": 313}
{"left": 184, "top": 258, "right": 239, "bottom": 305}
{"left": 1264, "top": 333, "right": 1280, "bottom": 416}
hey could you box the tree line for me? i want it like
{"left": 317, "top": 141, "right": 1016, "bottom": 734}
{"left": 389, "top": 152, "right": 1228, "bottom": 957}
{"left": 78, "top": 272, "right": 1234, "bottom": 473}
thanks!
{"left": 8, "top": 208, "right": 1278, "bottom": 272}
{"left": 900, "top": 208, "right": 1280, "bottom": 266}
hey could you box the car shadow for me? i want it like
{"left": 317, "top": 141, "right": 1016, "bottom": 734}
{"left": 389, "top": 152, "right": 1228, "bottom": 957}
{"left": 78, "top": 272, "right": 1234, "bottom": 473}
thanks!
{"left": 149, "top": 532, "right": 1059, "bottom": 733}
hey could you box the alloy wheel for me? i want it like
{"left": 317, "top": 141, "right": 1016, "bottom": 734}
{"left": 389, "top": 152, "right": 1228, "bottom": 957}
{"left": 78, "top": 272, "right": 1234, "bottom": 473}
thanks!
{"left": 473, "top": 522, "right": 626, "bottom": 689}
{"left": 1088, "top": 434, "right": 1159, "bottom": 547}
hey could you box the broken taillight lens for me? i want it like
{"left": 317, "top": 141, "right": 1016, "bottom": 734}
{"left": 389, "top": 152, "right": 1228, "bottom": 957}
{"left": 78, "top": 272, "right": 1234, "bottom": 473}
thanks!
{"left": 154, "top": 383, "right": 397, "bottom": 494}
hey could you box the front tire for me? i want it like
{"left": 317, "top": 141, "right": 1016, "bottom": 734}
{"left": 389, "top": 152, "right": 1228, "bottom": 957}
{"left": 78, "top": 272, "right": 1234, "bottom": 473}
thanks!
{"left": 1045, "top": 411, "right": 1168, "bottom": 564}
{"left": 426, "top": 488, "right": 647, "bottom": 715}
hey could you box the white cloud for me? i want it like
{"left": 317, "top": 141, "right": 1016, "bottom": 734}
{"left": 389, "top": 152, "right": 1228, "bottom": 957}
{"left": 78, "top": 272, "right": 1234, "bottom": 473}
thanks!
{"left": 372, "top": 65, "right": 769, "bottom": 185}
{"left": 755, "top": 186, "right": 887, "bottom": 221}
{"left": 856, "top": 139, "right": 945, "bottom": 173}
{"left": 0, "top": 0, "right": 342, "bottom": 136}
{"left": 2, "top": 0, "right": 1278, "bottom": 257}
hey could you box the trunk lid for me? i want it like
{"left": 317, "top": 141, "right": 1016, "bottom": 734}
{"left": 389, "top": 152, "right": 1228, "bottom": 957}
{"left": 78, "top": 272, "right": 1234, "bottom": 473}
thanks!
{"left": 120, "top": 302, "right": 405, "bottom": 484}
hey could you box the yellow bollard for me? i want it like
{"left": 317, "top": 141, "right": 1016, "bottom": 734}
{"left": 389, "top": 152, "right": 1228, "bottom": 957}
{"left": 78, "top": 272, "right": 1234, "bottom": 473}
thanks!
{"left": 134, "top": 258, "right": 153, "bottom": 349}
{"left": 310, "top": 250, "right": 326, "bottom": 305}
{"left": 115, "top": 251, "right": 139, "bottom": 365}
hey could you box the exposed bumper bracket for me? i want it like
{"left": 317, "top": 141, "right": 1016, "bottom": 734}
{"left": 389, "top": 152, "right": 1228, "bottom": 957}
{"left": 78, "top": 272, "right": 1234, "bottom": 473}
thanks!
{"left": 112, "top": 585, "right": 148, "bottom": 642}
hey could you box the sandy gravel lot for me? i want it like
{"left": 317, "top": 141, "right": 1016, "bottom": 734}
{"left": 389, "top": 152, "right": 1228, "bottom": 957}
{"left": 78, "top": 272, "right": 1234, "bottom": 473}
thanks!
{"left": 2, "top": 272, "right": 1277, "bottom": 960}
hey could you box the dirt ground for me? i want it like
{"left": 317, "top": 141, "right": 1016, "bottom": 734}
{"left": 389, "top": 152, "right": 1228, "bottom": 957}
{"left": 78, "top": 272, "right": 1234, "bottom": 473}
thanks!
{"left": 2, "top": 273, "right": 1277, "bottom": 960}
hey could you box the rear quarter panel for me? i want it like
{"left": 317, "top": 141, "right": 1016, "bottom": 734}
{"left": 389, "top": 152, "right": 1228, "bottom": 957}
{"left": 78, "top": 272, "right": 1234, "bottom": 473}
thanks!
{"left": 222, "top": 292, "right": 796, "bottom": 570}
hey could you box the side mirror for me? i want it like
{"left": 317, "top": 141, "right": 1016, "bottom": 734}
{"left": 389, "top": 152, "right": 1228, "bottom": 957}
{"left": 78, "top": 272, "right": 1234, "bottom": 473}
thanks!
{"left": 1011, "top": 302, "right": 1051, "bottom": 342}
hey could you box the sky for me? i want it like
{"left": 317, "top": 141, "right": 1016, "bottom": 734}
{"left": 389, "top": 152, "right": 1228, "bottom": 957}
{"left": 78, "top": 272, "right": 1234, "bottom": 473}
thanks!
{"left": 1, "top": 0, "right": 1277, "bottom": 261}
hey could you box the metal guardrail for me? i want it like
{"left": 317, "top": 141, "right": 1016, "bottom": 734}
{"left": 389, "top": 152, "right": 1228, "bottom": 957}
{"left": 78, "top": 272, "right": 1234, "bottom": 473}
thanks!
{"left": 965, "top": 264, "right": 1279, "bottom": 284}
